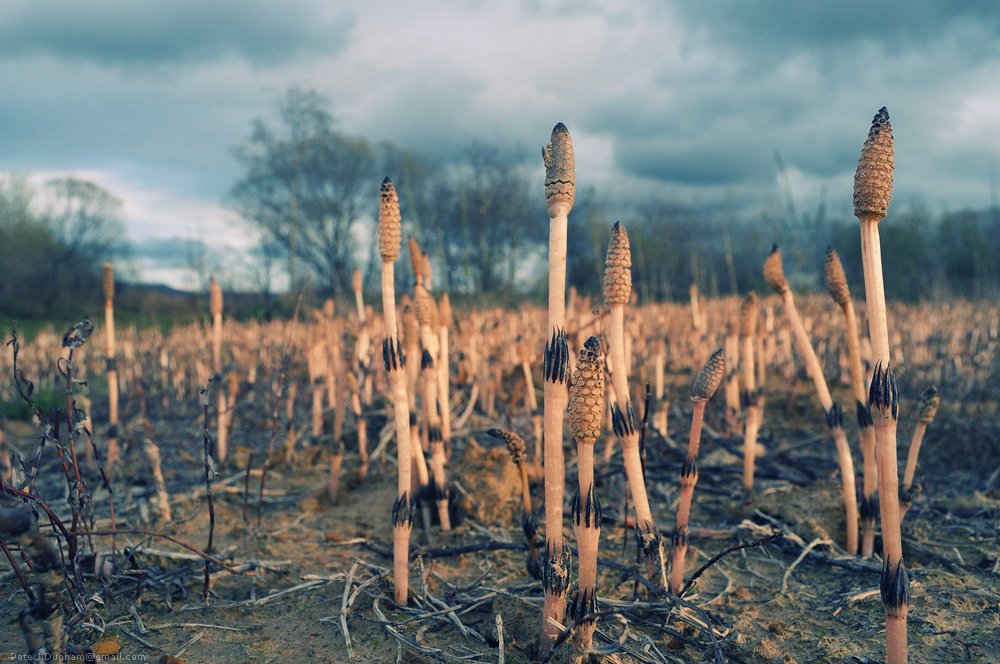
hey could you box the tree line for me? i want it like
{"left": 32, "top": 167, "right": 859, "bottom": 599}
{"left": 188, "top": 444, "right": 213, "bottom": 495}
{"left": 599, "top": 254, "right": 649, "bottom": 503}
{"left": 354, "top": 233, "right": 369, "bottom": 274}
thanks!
{"left": 0, "top": 175, "right": 129, "bottom": 317}
{"left": 230, "top": 87, "right": 1000, "bottom": 304}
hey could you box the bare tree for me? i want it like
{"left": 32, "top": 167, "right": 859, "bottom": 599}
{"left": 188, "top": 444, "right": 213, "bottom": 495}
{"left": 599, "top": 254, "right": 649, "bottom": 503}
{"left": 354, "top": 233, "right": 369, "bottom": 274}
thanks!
{"left": 229, "top": 87, "right": 376, "bottom": 295}
{"left": 43, "top": 177, "right": 128, "bottom": 261}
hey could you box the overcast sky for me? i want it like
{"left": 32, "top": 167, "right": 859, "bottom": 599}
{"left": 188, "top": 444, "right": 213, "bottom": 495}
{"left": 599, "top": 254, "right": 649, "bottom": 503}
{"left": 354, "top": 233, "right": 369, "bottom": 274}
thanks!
{"left": 1, "top": 0, "right": 998, "bottom": 289}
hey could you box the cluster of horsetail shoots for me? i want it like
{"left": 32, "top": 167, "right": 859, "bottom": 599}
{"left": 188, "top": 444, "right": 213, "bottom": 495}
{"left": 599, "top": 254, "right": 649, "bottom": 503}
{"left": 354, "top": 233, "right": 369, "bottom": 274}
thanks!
{"left": 763, "top": 246, "right": 858, "bottom": 555}
{"left": 377, "top": 177, "right": 415, "bottom": 606}
{"left": 670, "top": 348, "right": 725, "bottom": 595}
{"left": 567, "top": 336, "right": 604, "bottom": 654}
{"left": 900, "top": 386, "right": 940, "bottom": 518}
{"left": 854, "top": 106, "right": 908, "bottom": 664}
{"left": 102, "top": 263, "right": 120, "bottom": 477}
{"left": 539, "top": 122, "right": 574, "bottom": 655}
{"left": 825, "top": 246, "right": 880, "bottom": 557}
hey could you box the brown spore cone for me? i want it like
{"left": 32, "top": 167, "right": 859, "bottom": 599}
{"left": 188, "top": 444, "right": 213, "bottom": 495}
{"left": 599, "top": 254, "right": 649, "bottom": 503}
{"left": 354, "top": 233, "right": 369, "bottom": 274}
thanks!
{"left": 853, "top": 107, "right": 894, "bottom": 220}
{"left": 740, "top": 292, "right": 758, "bottom": 338}
{"left": 487, "top": 428, "right": 526, "bottom": 466}
{"left": 824, "top": 247, "right": 851, "bottom": 306}
{"left": 916, "top": 385, "right": 940, "bottom": 423}
{"left": 543, "top": 122, "right": 575, "bottom": 214}
{"left": 763, "top": 244, "right": 789, "bottom": 295}
{"left": 692, "top": 348, "right": 725, "bottom": 401}
{"left": 603, "top": 221, "right": 632, "bottom": 305}
{"left": 378, "top": 178, "right": 402, "bottom": 262}
{"left": 102, "top": 263, "right": 114, "bottom": 301}
{"left": 414, "top": 284, "right": 437, "bottom": 327}
{"left": 568, "top": 336, "right": 605, "bottom": 441}
{"left": 438, "top": 293, "right": 453, "bottom": 329}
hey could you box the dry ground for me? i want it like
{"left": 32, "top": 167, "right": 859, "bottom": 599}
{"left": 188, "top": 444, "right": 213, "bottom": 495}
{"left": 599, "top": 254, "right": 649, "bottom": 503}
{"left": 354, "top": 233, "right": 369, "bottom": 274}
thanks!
{"left": 1, "top": 372, "right": 998, "bottom": 663}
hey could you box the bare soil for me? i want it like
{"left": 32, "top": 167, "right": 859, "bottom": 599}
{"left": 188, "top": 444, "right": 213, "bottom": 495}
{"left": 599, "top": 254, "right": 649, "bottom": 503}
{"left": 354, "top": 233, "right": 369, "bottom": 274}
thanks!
{"left": 1, "top": 372, "right": 998, "bottom": 663}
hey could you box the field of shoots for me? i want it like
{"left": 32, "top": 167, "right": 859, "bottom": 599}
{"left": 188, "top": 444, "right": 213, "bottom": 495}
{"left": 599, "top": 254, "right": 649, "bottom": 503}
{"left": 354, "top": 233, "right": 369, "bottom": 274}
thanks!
{"left": 1, "top": 117, "right": 998, "bottom": 664}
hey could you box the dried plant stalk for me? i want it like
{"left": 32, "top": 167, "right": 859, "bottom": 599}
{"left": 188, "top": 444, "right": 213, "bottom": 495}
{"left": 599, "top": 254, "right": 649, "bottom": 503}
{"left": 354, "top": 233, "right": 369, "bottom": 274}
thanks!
{"left": 854, "top": 107, "right": 907, "bottom": 664}
{"left": 0, "top": 507, "right": 64, "bottom": 658}
{"left": 826, "top": 247, "right": 880, "bottom": 557}
{"left": 670, "top": 349, "right": 724, "bottom": 595}
{"left": 740, "top": 293, "right": 761, "bottom": 497}
{"left": 765, "top": 245, "right": 858, "bottom": 554}
{"left": 102, "top": 263, "right": 120, "bottom": 477}
{"left": 144, "top": 438, "right": 172, "bottom": 523}
{"left": 540, "top": 122, "right": 574, "bottom": 655}
{"left": 378, "top": 178, "right": 415, "bottom": 606}
{"left": 438, "top": 293, "right": 453, "bottom": 444}
{"left": 900, "top": 386, "right": 939, "bottom": 518}
{"left": 210, "top": 278, "right": 229, "bottom": 464}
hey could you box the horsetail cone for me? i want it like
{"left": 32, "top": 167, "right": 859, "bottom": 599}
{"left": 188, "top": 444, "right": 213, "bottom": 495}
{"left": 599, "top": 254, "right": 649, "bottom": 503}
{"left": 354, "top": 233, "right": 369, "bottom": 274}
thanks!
{"left": 543, "top": 122, "right": 575, "bottom": 215}
{"left": 414, "top": 284, "right": 437, "bottom": 327}
{"left": 692, "top": 348, "right": 726, "bottom": 401}
{"left": 102, "top": 263, "right": 114, "bottom": 300}
{"left": 378, "top": 178, "right": 402, "bottom": 262}
{"left": 825, "top": 247, "right": 851, "bottom": 306}
{"left": 763, "top": 245, "right": 789, "bottom": 295}
{"left": 916, "top": 386, "right": 940, "bottom": 423}
{"left": 740, "top": 292, "right": 758, "bottom": 338}
{"left": 854, "top": 107, "right": 894, "bottom": 220}
{"left": 210, "top": 278, "right": 223, "bottom": 316}
{"left": 603, "top": 222, "right": 632, "bottom": 305}
{"left": 569, "top": 336, "right": 605, "bottom": 441}
{"left": 439, "top": 293, "right": 452, "bottom": 327}
{"left": 488, "top": 428, "right": 527, "bottom": 466}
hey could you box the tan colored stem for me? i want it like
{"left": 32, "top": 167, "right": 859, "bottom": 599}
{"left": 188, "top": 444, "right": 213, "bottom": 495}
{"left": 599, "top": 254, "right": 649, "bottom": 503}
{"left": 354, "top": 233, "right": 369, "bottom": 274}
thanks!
{"left": 839, "top": 298, "right": 879, "bottom": 558}
{"left": 860, "top": 217, "right": 891, "bottom": 364}
{"left": 886, "top": 614, "right": 907, "bottom": 664}
{"left": 541, "top": 205, "right": 569, "bottom": 655}
{"left": 832, "top": 426, "right": 859, "bottom": 555}
{"left": 781, "top": 291, "right": 832, "bottom": 411}
{"left": 671, "top": 399, "right": 706, "bottom": 594}
{"left": 861, "top": 425, "right": 878, "bottom": 559}
{"left": 741, "top": 333, "right": 758, "bottom": 495}
{"left": 608, "top": 306, "right": 654, "bottom": 529}
{"left": 902, "top": 421, "right": 927, "bottom": 491}
{"left": 438, "top": 324, "right": 451, "bottom": 442}
{"left": 381, "top": 260, "right": 413, "bottom": 605}
{"left": 144, "top": 438, "right": 172, "bottom": 523}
